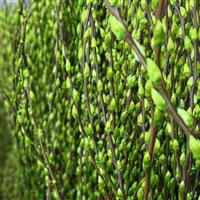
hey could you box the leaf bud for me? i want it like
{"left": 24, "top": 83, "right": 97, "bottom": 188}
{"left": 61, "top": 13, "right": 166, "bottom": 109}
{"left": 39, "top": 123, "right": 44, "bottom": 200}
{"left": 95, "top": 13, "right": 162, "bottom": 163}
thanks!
{"left": 84, "top": 63, "right": 90, "bottom": 78}
{"left": 153, "top": 20, "right": 165, "bottom": 47}
{"left": 189, "top": 135, "right": 200, "bottom": 161}
{"left": 143, "top": 152, "right": 151, "bottom": 170}
{"left": 105, "top": 120, "right": 112, "bottom": 133}
{"left": 147, "top": 58, "right": 162, "bottom": 85}
{"left": 151, "top": 88, "right": 166, "bottom": 111}
{"left": 72, "top": 105, "right": 78, "bottom": 119}
{"left": 177, "top": 108, "right": 193, "bottom": 128}
{"left": 179, "top": 181, "right": 185, "bottom": 193}
{"left": 109, "top": 98, "right": 117, "bottom": 112}
{"left": 109, "top": 0, "right": 120, "bottom": 7}
{"left": 172, "top": 139, "right": 179, "bottom": 151}
{"left": 109, "top": 15, "right": 126, "bottom": 41}
{"left": 127, "top": 75, "right": 136, "bottom": 88}
{"left": 184, "top": 36, "right": 192, "bottom": 50}
{"left": 97, "top": 80, "right": 103, "bottom": 92}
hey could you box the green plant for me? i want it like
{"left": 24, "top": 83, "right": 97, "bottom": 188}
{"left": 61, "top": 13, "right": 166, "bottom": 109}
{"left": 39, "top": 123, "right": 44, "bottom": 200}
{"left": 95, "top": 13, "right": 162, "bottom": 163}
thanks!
{"left": 0, "top": 0, "right": 200, "bottom": 199}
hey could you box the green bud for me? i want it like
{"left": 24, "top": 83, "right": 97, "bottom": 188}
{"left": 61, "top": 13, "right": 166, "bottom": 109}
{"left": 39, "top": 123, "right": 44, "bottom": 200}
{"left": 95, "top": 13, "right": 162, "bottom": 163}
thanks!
{"left": 187, "top": 77, "right": 193, "bottom": 89}
{"left": 117, "top": 188, "right": 123, "bottom": 198}
{"left": 109, "top": 0, "right": 120, "bottom": 7}
{"left": 168, "top": 36, "right": 174, "bottom": 53}
{"left": 83, "top": 27, "right": 91, "bottom": 40}
{"left": 129, "top": 101, "right": 135, "bottom": 113}
{"left": 127, "top": 75, "right": 136, "bottom": 88}
{"left": 151, "top": 170, "right": 158, "bottom": 186}
{"left": 138, "top": 80, "right": 145, "bottom": 98}
{"left": 193, "top": 104, "right": 200, "bottom": 119}
{"left": 180, "top": 152, "right": 186, "bottom": 165}
{"left": 105, "top": 120, "right": 112, "bottom": 133}
{"left": 177, "top": 108, "right": 193, "bottom": 128}
{"left": 154, "top": 108, "right": 162, "bottom": 124}
{"left": 30, "top": 90, "right": 35, "bottom": 100}
{"left": 66, "top": 77, "right": 70, "bottom": 89}
{"left": 189, "top": 135, "right": 200, "bottom": 161}
{"left": 180, "top": 6, "right": 187, "bottom": 18}
{"left": 189, "top": 27, "right": 198, "bottom": 41}
{"left": 23, "top": 68, "right": 30, "bottom": 78}
{"left": 72, "top": 105, "right": 78, "bottom": 119}
{"left": 91, "top": 37, "right": 97, "bottom": 48}
{"left": 153, "top": 20, "right": 165, "bottom": 47}
{"left": 132, "top": 40, "right": 145, "bottom": 62}
{"left": 147, "top": 58, "right": 162, "bottom": 85}
{"left": 109, "top": 15, "right": 126, "bottom": 40}
{"left": 165, "top": 171, "right": 171, "bottom": 182}
{"left": 97, "top": 80, "right": 103, "bottom": 92}
{"left": 109, "top": 98, "right": 117, "bottom": 112}
{"left": 183, "top": 63, "right": 190, "bottom": 77}
{"left": 84, "top": 63, "right": 90, "bottom": 78}
{"left": 143, "top": 152, "right": 151, "bottom": 170}
{"left": 159, "top": 154, "right": 166, "bottom": 164}
{"left": 137, "top": 187, "right": 144, "bottom": 200}
{"left": 73, "top": 89, "right": 79, "bottom": 103}
{"left": 81, "top": 9, "right": 87, "bottom": 22}
{"left": 179, "top": 181, "right": 185, "bottom": 193}
{"left": 145, "top": 130, "right": 150, "bottom": 145}
{"left": 151, "top": 88, "right": 166, "bottom": 111}
{"left": 107, "top": 67, "right": 113, "bottom": 80}
{"left": 141, "top": 0, "right": 147, "bottom": 9}
{"left": 137, "top": 113, "right": 143, "bottom": 127}
{"left": 86, "top": 123, "right": 93, "bottom": 136}
{"left": 144, "top": 98, "right": 150, "bottom": 111}
{"left": 172, "top": 139, "right": 179, "bottom": 151}
{"left": 145, "top": 79, "right": 152, "bottom": 98}
{"left": 184, "top": 36, "right": 192, "bottom": 50}
{"left": 66, "top": 59, "right": 72, "bottom": 73}
{"left": 154, "top": 139, "right": 160, "bottom": 154}
{"left": 78, "top": 48, "right": 83, "bottom": 60}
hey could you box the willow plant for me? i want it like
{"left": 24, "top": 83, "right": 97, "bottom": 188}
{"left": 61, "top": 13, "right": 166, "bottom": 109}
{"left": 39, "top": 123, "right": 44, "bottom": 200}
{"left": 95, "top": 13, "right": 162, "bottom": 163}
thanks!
{"left": 0, "top": 0, "right": 200, "bottom": 199}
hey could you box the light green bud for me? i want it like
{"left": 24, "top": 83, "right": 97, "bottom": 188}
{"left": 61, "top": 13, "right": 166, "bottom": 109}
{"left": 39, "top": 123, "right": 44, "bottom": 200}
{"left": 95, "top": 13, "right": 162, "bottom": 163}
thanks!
{"left": 154, "top": 138, "right": 160, "bottom": 154}
{"left": 189, "top": 135, "right": 200, "bottom": 161}
{"left": 187, "top": 77, "right": 193, "bottom": 89}
{"left": 153, "top": 20, "right": 165, "bottom": 47}
{"left": 84, "top": 63, "right": 90, "bottom": 78}
{"left": 143, "top": 152, "right": 151, "bottom": 170}
{"left": 105, "top": 120, "right": 112, "bottom": 133}
{"left": 184, "top": 36, "right": 192, "bottom": 50}
{"left": 109, "top": 0, "right": 120, "bottom": 7}
{"left": 66, "top": 59, "right": 72, "bottom": 72}
{"left": 189, "top": 27, "right": 198, "bottom": 41}
{"left": 168, "top": 36, "right": 174, "bottom": 53}
{"left": 172, "top": 139, "right": 179, "bottom": 151}
{"left": 177, "top": 108, "right": 193, "bottom": 128}
{"left": 97, "top": 80, "right": 103, "bottom": 92}
{"left": 151, "top": 88, "right": 166, "bottom": 111}
{"left": 127, "top": 75, "right": 136, "bottom": 88}
{"left": 179, "top": 181, "right": 185, "bottom": 193}
{"left": 147, "top": 58, "right": 162, "bottom": 85}
{"left": 109, "top": 98, "right": 117, "bottom": 112}
{"left": 109, "top": 15, "right": 126, "bottom": 40}
{"left": 72, "top": 105, "right": 78, "bottom": 119}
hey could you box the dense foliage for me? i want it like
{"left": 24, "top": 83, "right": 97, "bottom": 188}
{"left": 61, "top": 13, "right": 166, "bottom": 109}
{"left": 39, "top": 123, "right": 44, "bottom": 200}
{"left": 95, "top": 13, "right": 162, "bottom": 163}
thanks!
{"left": 0, "top": 0, "right": 200, "bottom": 199}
